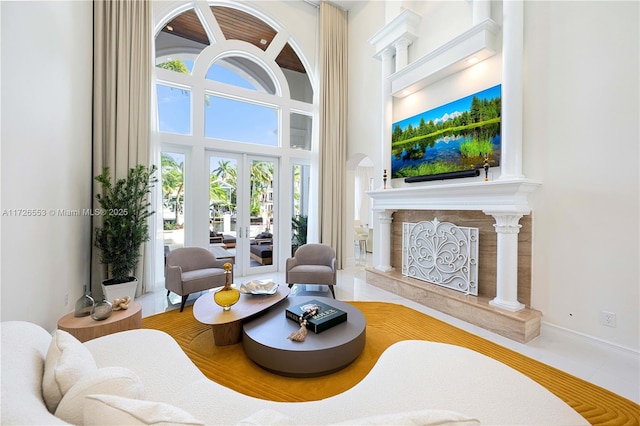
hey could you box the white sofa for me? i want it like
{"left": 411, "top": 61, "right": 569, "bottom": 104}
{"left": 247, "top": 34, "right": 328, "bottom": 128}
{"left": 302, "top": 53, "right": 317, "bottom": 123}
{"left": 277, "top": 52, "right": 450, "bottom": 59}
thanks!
{"left": 1, "top": 321, "right": 587, "bottom": 425}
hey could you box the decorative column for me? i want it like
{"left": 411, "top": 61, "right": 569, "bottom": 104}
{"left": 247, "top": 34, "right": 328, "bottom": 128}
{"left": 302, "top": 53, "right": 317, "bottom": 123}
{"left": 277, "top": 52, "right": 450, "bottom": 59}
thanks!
{"left": 368, "top": 9, "right": 420, "bottom": 273}
{"left": 485, "top": 212, "right": 526, "bottom": 311}
{"left": 500, "top": 0, "right": 524, "bottom": 179}
{"left": 374, "top": 209, "right": 395, "bottom": 272}
{"left": 472, "top": 0, "right": 491, "bottom": 25}
{"left": 393, "top": 37, "right": 411, "bottom": 71}
{"left": 381, "top": 47, "right": 394, "bottom": 189}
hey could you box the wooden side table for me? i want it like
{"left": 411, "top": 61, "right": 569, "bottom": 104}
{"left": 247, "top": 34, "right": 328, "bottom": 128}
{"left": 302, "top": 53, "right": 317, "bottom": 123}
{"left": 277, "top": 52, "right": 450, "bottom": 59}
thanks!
{"left": 57, "top": 302, "right": 142, "bottom": 343}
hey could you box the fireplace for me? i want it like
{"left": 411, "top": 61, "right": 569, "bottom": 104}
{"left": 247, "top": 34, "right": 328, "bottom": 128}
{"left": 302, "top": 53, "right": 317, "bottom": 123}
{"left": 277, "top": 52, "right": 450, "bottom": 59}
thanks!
{"left": 366, "top": 178, "right": 542, "bottom": 343}
{"left": 364, "top": 0, "right": 539, "bottom": 342}
{"left": 394, "top": 210, "right": 532, "bottom": 305}
{"left": 402, "top": 218, "right": 480, "bottom": 296}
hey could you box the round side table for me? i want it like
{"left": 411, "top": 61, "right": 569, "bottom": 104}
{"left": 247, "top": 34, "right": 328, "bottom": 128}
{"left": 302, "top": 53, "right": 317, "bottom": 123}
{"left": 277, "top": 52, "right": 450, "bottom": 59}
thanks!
{"left": 57, "top": 301, "right": 142, "bottom": 342}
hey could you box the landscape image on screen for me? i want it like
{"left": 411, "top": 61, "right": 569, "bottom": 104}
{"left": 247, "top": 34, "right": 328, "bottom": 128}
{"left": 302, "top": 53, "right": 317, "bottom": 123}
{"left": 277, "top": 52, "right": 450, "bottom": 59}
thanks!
{"left": 391, "top": 84, "right": 501, "bottom": 179}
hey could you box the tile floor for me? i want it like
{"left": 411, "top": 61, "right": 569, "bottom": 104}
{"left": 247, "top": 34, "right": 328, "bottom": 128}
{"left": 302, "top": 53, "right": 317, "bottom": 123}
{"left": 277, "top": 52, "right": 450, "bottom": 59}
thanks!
{"left": 138, "top": 257, "right": 639, "bottom": 405}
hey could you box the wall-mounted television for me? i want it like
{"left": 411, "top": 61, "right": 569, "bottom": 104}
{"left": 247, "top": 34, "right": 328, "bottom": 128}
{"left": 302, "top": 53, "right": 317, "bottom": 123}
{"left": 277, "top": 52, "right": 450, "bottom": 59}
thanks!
{"left": 391, "top": 84, "right": 501, "bottom": 180}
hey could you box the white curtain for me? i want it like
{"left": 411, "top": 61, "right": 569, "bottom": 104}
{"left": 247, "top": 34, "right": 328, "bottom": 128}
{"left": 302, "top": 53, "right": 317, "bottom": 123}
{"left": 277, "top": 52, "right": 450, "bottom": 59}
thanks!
{"left": 318, "top": 1, "right": 348, "bottom": 268}
{"left": 149, "top": 34, "right": 164, "bottom": 294}
{"left": 91, "top": 0, "right": 153, "bottom": 297}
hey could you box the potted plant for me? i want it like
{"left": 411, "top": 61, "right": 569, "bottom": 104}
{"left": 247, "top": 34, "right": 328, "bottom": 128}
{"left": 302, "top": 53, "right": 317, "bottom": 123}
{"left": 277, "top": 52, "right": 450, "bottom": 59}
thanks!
{"left": 94, "top": 164, "right": 158, "bottom": 302}
{"left": 291, "top": 214, "right": 308, "bottom": 256}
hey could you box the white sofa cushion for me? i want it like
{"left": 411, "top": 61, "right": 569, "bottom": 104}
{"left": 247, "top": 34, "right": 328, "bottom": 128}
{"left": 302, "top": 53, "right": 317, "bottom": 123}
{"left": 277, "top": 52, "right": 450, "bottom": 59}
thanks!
{"left": 83, "top": 394, "right": 205, "bottom": 425}
{"left": 332, "top": 409, "right": 480, "bottom": 425}
{"left": 235, "top": 408, "right": 295, "bottom": 425}
{"left": 234, "top": 409, "right": 479, "bottom": 426}
{"left": 55, "top": 366, "right": 145, "bottom": 425}
{"left": 42, "top": 330, "right": 97, "bottom": 412}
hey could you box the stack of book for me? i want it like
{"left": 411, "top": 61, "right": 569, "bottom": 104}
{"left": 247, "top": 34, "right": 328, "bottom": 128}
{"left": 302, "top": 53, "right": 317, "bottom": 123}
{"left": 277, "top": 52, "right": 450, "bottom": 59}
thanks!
{"left": 285, "top": 299, "right": 347, "bottom": 333}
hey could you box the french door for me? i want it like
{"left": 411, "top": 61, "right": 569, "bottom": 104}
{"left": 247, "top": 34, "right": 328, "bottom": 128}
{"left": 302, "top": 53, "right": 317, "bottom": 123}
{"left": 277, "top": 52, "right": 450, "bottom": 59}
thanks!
{"left": 207, "top": 151, "right": 278, "bottom": 276}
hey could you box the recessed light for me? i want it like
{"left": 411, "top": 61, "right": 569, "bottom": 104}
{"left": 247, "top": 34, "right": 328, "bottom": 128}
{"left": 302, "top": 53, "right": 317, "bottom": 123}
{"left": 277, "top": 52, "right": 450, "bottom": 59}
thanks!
{"left": 467, "top": 56, "right": 479, "bottom": 64}
{"left": 260, "top": 39, "right": 268, "bottom": 45}
{"left": 166, "top": 25, "right": 174, "bottom": 32}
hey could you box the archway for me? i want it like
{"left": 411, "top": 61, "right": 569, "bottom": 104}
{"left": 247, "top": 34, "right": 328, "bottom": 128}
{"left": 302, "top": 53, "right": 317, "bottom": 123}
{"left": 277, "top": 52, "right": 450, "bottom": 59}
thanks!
{"left": 346, "top": 153, "right": 374, "bottom": 267}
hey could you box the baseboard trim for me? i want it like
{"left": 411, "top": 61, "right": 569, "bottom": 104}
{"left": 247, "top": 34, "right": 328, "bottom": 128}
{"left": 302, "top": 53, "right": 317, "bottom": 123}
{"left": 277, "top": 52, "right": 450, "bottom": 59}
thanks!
{"left": 541, "top": 321, "right": 639, "bottom": 356}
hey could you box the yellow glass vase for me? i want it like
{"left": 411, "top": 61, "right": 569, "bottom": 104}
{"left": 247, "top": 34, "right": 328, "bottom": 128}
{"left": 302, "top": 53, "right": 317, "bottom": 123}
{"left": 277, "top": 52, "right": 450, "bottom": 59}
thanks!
{"left": 213, "top": 263, "right": 240, "bottom": 311}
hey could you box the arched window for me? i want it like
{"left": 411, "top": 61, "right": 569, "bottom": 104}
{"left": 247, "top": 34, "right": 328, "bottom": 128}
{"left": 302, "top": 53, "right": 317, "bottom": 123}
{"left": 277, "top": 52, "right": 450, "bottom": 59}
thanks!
{"left": 154, "top": 2, "right": 314, "bottom": 279}
{"left": 156, "top": 5, "right": 314, "bottom": 144}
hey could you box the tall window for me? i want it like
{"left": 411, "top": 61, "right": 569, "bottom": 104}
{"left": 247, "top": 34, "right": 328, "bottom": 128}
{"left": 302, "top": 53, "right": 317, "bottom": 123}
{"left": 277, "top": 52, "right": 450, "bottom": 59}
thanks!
{"left": 161, "top": 151, "right": 186, "bottom": 249}
{"left": 154, "top": 3, "right": 315, "bottom": 275}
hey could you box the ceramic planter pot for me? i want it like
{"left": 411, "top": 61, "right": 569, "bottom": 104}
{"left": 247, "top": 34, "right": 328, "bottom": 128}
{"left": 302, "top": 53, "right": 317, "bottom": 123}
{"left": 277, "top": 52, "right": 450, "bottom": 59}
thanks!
{"left": 102, "top": 277, "right": 138, "bottom": 303}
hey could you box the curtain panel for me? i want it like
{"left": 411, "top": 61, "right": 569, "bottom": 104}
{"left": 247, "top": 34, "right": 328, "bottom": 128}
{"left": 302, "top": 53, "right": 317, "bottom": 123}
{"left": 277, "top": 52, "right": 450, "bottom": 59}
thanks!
{"left": 91, "top": 0, "right": 153, "bottom": 297}
{"left": 319, "top": 1, "right": 348, "bottom": 268}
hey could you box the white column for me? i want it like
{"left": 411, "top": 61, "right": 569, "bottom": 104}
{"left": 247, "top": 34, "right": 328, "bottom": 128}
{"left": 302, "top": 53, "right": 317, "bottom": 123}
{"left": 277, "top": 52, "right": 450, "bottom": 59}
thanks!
{"left": 486, "top": 212, "right": 525, "bottom": 311}
{"left": 381, "top": 47, "right": 394, "bottom": 190}
{"left": 374, "top": 209, "right": 395, "bottom": 272}
{"left": 394, "top": 37, "right": 411, "bottom": 71}
{"left": 472, "top": 0, "right": 491, "bottom": 24}
{"left": 500, "top": 0, "right": 524, "bottom": 179}
{"left": 372, "top": 49, "right": 395, "bottom": 273}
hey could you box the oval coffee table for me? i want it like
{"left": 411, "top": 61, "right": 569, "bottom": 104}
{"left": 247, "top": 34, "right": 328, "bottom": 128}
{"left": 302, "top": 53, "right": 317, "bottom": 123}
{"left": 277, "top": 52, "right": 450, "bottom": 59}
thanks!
{"left": 193, "top": 285, "right": 290, "bottom": 346}
{"left": 242, "top": 296, "right": 366, "bottom": 377}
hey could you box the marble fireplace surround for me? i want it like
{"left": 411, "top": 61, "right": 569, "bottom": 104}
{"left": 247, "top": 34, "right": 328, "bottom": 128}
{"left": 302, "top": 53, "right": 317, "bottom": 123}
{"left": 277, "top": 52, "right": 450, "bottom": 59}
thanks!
{"left": 366, "top": 178, "right": 543, "bottom": 343}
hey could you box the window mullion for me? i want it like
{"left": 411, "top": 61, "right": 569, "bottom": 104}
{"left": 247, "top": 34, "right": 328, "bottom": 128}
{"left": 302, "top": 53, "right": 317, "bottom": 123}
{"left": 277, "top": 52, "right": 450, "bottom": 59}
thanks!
{"left": 192, "top": 77, "right": 205, "bottom": 139}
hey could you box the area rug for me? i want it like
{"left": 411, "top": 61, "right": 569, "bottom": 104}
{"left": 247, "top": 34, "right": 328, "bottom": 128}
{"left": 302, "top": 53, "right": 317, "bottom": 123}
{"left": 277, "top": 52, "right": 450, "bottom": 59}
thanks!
{"left": 142, "top": 301, "right": 639, "bottom": 425}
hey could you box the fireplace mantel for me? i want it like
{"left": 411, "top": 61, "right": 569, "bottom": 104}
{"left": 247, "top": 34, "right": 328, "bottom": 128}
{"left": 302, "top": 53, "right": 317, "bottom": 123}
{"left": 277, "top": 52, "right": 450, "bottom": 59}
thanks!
{"left": 366, "top": 177, "right": 541, "bottom": 314}
{"left": 365, "top": 177, "right": 543, "bottom": 341}
{"left": 367, "top": 178, "right": 541, "bottom": 213}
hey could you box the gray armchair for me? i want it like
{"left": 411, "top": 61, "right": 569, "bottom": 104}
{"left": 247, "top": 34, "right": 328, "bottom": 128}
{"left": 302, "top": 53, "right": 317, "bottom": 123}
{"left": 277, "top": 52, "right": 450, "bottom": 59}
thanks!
{"left": 285, "top": 243, "right": 337, "bottom": 298}
{"left": 165, "top": 247, "right": 232, "bottom": 312}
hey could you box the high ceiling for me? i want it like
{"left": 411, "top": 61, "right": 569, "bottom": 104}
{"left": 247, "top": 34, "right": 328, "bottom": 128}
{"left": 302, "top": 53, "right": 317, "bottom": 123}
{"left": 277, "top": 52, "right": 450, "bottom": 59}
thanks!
{"left": 161, "top": 6, "right": 306, "bottom": 74}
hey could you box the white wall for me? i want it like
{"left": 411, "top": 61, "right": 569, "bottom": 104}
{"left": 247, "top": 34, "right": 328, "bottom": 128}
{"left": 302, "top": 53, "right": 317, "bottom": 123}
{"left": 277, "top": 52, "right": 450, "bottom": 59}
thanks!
{"left": 0, "top": 1, "right": 93, "bottom": 331}
{"left": 347, "top": 0, "right": 384, "bottom": 166}
{"left": 524, "top": 1, "right": 639, "bottom": 350}
{"left": 347, "top": 1, "right": 639, "bottom": 350}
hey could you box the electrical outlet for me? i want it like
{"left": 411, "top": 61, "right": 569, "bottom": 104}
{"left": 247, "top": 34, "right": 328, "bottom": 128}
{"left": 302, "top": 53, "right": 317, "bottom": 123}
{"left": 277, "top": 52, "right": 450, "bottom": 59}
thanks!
{"left": 600, "top": 311, "right": 616, "bottom": 327}
{"left": 64, "top": 293, "right": 69, "bottom": 306}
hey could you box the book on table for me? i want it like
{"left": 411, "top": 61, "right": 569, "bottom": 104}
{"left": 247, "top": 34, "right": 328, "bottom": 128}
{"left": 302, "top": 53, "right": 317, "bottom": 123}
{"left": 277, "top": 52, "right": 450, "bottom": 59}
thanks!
{"left": 285, "top": 299, "right": 347, "bottom": 333}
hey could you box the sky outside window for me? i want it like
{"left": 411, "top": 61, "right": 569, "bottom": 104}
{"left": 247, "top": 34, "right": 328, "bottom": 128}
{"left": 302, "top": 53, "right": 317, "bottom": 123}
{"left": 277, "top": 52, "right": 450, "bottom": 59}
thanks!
{"left": 205, "top": 96, "right": 278, "bottom": 146}
{"left": 206, "top": 63, "right": 256, "bottom": 90}
{"left": 157, "top": 84, "right": 191, "bottom": 135}
{"left": 157, "top": 62, "right": 278, "bottom": 144}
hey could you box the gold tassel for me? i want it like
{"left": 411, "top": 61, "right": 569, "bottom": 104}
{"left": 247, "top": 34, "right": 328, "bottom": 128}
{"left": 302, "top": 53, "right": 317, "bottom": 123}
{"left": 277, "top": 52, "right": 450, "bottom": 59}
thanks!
{"left": 288, "top": 320, "right": 308, "bottom": 342}
{"left": 287, "top": 305, "right": 319, "bottom": 342}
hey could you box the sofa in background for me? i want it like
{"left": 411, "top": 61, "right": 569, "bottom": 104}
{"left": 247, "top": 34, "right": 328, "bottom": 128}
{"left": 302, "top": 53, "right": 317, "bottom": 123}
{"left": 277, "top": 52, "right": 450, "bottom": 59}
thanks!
{"left": 1, "top": 320, "right": 588, "bottom": 425}
{"left": 250, "top": 232, "right": 273, "bottom": 265}
{"left": 209, "top": 231, "right": 236, "bottom": 248}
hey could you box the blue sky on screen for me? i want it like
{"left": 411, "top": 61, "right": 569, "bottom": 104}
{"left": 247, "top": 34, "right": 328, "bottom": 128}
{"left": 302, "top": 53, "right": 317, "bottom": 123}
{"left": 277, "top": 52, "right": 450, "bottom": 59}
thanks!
{"left": 393, "top": 84, "right": 502, "bottom": 131}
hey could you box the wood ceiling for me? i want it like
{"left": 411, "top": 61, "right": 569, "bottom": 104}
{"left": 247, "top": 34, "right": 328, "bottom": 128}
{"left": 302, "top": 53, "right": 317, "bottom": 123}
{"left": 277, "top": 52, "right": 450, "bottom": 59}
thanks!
{"left": 161, "top": 7, "right": 306, "bottom": 74}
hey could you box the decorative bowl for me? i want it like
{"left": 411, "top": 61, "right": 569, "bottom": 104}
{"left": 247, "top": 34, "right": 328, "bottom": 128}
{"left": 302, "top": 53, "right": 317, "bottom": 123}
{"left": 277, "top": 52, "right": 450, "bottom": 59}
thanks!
{"left": 239, "top": 280, "right": 279, "bottom": 295}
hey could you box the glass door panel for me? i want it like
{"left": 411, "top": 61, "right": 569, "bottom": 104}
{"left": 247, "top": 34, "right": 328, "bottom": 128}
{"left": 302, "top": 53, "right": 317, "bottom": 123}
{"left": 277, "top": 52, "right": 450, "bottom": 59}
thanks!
{"left": 291, "top": 162, "right": 309, "bottom": 256}
{"left": 209, "top": 153, "right": 238, "bottom": 251}
{"left": 207, "top": 152, "right": 278, "bottom": 276}
{"left": 248, "top": 158, "right": 277, "bottom": 272}
{"left": 162, "top": 151, "right": 186, "bottom": 251}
